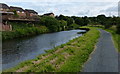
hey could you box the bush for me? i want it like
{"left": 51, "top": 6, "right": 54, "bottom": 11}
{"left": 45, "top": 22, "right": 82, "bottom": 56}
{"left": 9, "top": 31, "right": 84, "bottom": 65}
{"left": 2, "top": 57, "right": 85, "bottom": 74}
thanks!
{"left": 75, "top": 18, "right": 84, "bottom": 26}
{"left": 2, "top": 26, "right": 49, "bottom": 40}
{"left": 116, "top": 24, "right": 120, "bottom": 34}
{"left": 59, "top": 20, "right": 67, "bottom": 31}
{"left": 69, "top": 23, "right": 79, "bottom": 29}
{"left": 116, "top": 18, "right": 120, "bottom": 34}
{"left": 40, "top": 16, "right": 61, "bottom": 32}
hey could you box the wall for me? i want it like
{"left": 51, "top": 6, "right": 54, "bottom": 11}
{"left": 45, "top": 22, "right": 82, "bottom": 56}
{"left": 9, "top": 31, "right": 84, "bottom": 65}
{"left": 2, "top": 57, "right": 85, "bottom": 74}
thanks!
{"left": 1, "top": 23, "right": 12, "bottom": 31}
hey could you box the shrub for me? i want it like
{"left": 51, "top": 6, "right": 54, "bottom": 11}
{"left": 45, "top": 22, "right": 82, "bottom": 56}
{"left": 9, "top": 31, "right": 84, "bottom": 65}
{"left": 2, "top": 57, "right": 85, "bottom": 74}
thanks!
{"left": 40, "top": 16, "right": 61, "bottom": 32}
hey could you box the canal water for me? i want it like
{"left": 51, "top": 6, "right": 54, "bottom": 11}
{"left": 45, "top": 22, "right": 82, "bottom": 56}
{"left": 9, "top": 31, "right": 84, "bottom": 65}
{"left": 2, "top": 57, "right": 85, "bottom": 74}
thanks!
{"left": 2, "top": 30, "right": 85, "bottom": 70}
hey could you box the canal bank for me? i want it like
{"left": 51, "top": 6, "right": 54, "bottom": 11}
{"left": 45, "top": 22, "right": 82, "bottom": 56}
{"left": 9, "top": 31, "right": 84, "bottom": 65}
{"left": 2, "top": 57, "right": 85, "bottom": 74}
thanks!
{"left": 3, "top": 29, "right": 86, "bottom": 70}
{"left": 3, "top": 27, "right": 100, "bottom": 72}
{"left": 2, "top": 26, "right": 50, "bottom": 40}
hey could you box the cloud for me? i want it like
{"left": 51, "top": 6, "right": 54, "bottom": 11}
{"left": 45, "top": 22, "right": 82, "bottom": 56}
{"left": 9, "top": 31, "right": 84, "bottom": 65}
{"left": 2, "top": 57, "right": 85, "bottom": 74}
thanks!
{"left": 1, "top": 0, "right": 119, "bottom": 2}
{"left": 100, "top": 6, "right": 118, "bottom": 16}
{"left": 77, "top": 10, "right": 90, "bottom": 16}
{"left": 1, "top": 1, "right": 118, "bottom": 16}
{"left": 100, "top": 6, "right": 118, "bottom": 12}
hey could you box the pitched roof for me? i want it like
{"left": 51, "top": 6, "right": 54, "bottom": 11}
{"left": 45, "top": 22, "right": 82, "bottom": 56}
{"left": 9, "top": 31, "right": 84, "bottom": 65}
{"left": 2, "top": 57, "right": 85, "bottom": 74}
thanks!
{"left": 25, "top": 9, "right": 38, "bottom": 14}
{"left": 44, "top": 13, "right": 54, "bottom": 16}
{"left": 0, "top": 3, "right": 9, "bottom": 9}
{"left": 10, "top": 6, "right": 24, "bottom": 12}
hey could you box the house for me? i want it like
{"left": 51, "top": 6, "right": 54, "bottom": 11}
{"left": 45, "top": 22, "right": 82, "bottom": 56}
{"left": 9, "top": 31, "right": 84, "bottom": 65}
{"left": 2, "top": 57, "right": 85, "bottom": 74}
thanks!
{"left": 10, "top": 6, "right": 26, "bottom": 17}
{"left": 25, "top": 9, "right": 38, "bottom": 17}
{"left": 0, "top": 11, "right": 13, "bottom": 31}
{"left": 0, "top": 11, "right": 14, "bottom": 20}
{"left": 43, "top": 13, "right": 55, "bottom": 17}
{"left": 0, "top": 3, "right": 9, "bottom": 11}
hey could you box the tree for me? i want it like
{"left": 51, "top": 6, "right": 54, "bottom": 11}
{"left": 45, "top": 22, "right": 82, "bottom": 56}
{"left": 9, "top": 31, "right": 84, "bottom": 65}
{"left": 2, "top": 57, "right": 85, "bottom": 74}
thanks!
{"left": 116, "top": 18, "right": 120, "bottom": 34}
{"left": 75, "top": 18, "right": 84, "bottom": 26}
{"left": 56, "top": 15, "right": 66, "bottom": 20}
{"left": 104, "top": 18, "right": 113, "bottom": 29}
{"left": 66, "top": 17, "right": 74, "bottom": 26}
{"left": 69, "top": 23, "right": 79, "bottom": 29}
{"left": 97, "top": 14, "right": 107, "bottom": 25}
{"left": 59, "top": 20, "right": 67, "bottom": 31}
{"left": 83, "top": 16, "right": 89, "bottom": 25}
{"left": 56, "top": 15, "right": 74, "bottom": 26}
{"left": 12, "top": 10, "right": 19, "bottom": 18}
{"left": 40, "top": 16, "right": 61, "bottom": 32}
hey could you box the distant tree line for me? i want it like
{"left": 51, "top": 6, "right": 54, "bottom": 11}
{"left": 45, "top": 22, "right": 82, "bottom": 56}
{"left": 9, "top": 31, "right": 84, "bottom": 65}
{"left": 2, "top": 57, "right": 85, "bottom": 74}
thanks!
{"left": 39, "top": 14, "right": 120, "bottom": 34}
{"left": 88, "top": 15, "right": 120, "bottom": 34}
{"left": 38, "top": 15, "right": 90, "bottom": 32}
{"left": 4, "top": 14, "right": 119, "bottom": 40}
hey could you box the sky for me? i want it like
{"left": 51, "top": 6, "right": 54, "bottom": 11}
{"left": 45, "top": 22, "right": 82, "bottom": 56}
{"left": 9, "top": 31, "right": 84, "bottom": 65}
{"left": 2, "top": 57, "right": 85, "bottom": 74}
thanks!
{"left": 0, "top": 0, "right": 120, "bottom": 17}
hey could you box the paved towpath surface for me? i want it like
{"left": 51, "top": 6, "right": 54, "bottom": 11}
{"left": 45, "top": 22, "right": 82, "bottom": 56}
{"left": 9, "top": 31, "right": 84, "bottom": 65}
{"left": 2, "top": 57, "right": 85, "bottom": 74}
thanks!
{"left": 83, "top": 29, "right": 119, "bottom": 72}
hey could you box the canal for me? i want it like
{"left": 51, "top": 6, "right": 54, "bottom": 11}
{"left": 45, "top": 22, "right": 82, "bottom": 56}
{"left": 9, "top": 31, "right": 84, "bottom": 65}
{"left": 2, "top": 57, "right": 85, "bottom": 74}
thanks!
{"left": 2, "top": 29, "right": 85, "bottom": 70}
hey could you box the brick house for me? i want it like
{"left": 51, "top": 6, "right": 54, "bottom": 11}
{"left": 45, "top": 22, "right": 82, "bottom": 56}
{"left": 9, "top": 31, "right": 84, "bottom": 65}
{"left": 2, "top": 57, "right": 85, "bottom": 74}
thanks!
{"left": 0, "top": 3, "right": 9, "bottom": 11}
{"left": 0, "top": 11, "right": 13, "bottom": 31}
{"left": 25, "top": 9, "right": 38, "bottom": 17}
{"left": 10, "top": 6, "right": 26, "bottom": 18}
{"left": 0, "top": 3, "right": 14, "bottom": 20}
{"left": 1, "top": 11, "right": 14, "bottom": 20}
{"left": 43, "top": 13, "right": 55, "bottom": 17}
{"left": 0, "top": 3, "right": 13, "bottom": 31}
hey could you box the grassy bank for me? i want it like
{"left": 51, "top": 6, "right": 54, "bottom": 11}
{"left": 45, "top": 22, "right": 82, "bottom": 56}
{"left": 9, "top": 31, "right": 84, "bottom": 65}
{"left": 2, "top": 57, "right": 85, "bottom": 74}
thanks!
{"left": 4, "top": 27, "right": 100, "bottom": 72}
{"left": 2, "top": 26, "right": 49, "bottom": 40}
{"left": 104, "top": 26, "right": 120, "bottom": 52}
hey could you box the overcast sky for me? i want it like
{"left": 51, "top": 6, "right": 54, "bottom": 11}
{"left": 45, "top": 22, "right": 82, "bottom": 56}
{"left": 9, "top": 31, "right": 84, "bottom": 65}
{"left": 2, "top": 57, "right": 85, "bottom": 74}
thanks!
{"left": 0, "top": 0, "right": 120, "bottom": 17}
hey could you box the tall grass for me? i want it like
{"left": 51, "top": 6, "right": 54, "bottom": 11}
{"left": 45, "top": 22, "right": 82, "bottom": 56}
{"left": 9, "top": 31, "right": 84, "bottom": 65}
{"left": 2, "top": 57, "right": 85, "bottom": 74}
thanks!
{"left": 2, "top": 26, "right": 49, "bottom": 40}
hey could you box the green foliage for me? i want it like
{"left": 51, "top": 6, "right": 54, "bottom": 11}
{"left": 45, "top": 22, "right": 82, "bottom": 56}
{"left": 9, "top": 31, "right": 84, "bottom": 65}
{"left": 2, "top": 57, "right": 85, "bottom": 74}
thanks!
{"left": 69, "top": 23, "right": 79, "bottom": 29}
{"left": 116, "top": 24, "right": 120, "bottom": 34}
{"left": 88, "top": 15, "right": 120, "bottom": 33}
{"left": 12, "top": 10, "right": 19, "bottom": 17}
{"left": 56, "top": 15, "right": 74, "bottom": 26}
{"left": 2, "top": 26, "right": 49, "bottom": 40}
{"left": 40, "top": 16, "right": 61, "bottom": 32}
{"left": 39, "top": 64, "right": 55, "bottom": 72}
{"left": 75, "top": 18, "right": 84, "bottom": 26}
{"left": 5, "top": 27, "right": 100, "bottom": 72}
{"left": 116, "top": 18, "right": 120, "bottom": 34}
{"left": 58, "top": 27, "right": 100, "bottom": 72}
{"left": 82, "top": 16, "right": 89, "bottom": 25}
{"left": 105, "top": 26, "right": 120, "bottom": 52}
{"left": 104, "top": 18, "right": 113, "bottom": 29}
{"left": 59, "top": 20, "right": 67, "bottom": 31}
{"left": 66, "top": 17, "right": 74, "bottom": 26}
{"left": 97, "top": 14, "right": 107, "bottom": 25}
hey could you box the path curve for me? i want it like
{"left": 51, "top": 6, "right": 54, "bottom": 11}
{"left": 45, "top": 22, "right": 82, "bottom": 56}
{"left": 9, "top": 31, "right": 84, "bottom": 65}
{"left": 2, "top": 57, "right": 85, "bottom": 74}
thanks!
{"left": 83, "top": 29, "right": 118, "bottom": 72}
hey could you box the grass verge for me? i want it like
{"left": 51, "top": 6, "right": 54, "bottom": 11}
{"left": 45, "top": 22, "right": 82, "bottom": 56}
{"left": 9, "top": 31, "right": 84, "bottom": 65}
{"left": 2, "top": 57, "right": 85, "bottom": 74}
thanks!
{"left": 104, "top": 26, "right": 120, "bottom": 52}
{"left": 90, "top": 25, "right": 120, "bottom": 52}
{"left": 2, "top": 26, "right": 49, "bottom": 40}
{"left": 3, "top": 27, "right": 100, "bottom": 72}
